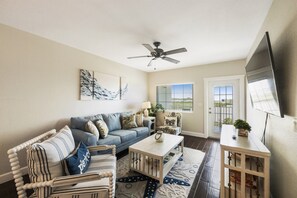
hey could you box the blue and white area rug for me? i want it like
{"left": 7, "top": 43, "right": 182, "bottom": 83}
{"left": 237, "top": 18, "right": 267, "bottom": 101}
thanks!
{"left": 116, "top": 147, "right": 205, "bottom": 198}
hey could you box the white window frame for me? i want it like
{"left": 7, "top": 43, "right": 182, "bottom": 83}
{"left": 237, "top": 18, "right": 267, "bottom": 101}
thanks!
{"left": 156, "top": 82, "right": 194, "bottom": 113}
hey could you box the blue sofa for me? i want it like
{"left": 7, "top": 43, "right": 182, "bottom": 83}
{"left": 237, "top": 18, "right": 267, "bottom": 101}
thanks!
{"left": 70, "top": 112, "right": 151, "bottom": 153}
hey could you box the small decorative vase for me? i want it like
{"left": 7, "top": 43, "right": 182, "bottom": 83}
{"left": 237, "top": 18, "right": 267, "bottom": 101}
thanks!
{"left": 155, "top": 131, "right": 164, "bottom": 142}
{"left": 238, "top": 129, "right": 249, "bottom": 137}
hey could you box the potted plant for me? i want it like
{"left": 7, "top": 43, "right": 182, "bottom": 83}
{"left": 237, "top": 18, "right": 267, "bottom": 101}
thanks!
{"left": 233, "top": 119, "right": 251, "bottom": 137}
{"left": 149, "top": 103, "right": 165, "bottom": 117}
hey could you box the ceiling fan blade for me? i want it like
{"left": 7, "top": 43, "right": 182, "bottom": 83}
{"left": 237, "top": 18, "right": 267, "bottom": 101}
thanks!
{"left": 147, "top": 58, "right": 156, "bottom": 67}
{"left": 162, "top": 56, "right": 180, "bottom": 64}
{"left": 127, "top": 55, "right": 152, "bottom": 59}
{"left": 163, "top": 48, "right": 187, "bottom": 56}
{"left": 143, "top": 44, "right": 156, "bottom": 53}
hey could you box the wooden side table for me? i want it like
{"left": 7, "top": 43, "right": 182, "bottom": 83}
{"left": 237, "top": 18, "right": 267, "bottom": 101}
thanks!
{"left": 220, "top": 125, "right": 270, "bottom": 198}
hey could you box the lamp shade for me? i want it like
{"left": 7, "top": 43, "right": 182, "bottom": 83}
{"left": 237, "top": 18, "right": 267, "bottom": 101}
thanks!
{"left": 142, "top": 101, "right": 151, "bottom": 109}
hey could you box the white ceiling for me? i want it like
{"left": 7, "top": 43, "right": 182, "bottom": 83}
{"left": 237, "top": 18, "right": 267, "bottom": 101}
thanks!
{"left": 0, "top": 0, "right": 272, "bottom": 72}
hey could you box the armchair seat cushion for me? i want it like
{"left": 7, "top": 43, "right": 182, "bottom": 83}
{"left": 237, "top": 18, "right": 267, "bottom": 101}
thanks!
{"left": 156, "top": 126, "right": 181, "bottom": 135}
{"left": 54, "top": 154, "right": 116, "bottom": 197}
{"left": 108, "top": 130, "right": 137, "bottom": 143}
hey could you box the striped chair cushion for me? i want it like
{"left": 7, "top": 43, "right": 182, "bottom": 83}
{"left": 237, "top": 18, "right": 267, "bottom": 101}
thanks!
{"left": 27, "top": 125, "right": 75, "bottom": 198}
{"left": 53, "top": 154, "right": 116, "bottom": 198}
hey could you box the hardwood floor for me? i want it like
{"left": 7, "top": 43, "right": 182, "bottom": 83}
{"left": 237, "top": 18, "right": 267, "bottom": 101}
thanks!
{"left": 0, "top": 135, "right": 220, "bottom": 198}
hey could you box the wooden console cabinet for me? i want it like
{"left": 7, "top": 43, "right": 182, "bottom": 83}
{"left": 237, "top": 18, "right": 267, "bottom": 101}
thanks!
{"left": 220, "top": 125, "right": 270, "bottom": 198}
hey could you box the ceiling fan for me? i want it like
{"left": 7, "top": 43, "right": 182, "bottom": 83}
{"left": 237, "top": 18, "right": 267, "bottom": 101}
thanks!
{"left": 127, "top": 42, "right": 187, "bottom": 67}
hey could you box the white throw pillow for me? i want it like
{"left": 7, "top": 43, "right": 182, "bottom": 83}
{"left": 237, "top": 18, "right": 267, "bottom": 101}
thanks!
{"left": 135, "top": 113, "right": 144, "bottom": 127}
{"left": 164, "top": 116, "right": 177, "bottom": 127}
{"left": 85, "top": 120, "right": 100, "bottom": 140}
{"left": 95, "top": 119, "right": 109, "bottom": 139}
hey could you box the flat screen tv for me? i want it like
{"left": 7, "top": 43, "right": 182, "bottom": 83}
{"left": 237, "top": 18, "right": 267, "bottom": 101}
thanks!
{"left": 245, "top": 32, "right": 284, "bottom": 117}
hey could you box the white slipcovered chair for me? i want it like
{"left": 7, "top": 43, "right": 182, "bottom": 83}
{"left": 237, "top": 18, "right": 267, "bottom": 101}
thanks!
{"left": 7, "top": 125, "right": 116, "bottom": 198}
{"left": 155, "top": 111, "right": 182, "bottom": 135}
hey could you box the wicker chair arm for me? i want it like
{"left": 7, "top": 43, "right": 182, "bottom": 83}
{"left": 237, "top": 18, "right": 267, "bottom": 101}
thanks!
{"left": 53, "top": 171, "right": 113, "bottom": 187}
{"left": 22, "top": 171, "right": 113, "bottom": 189}
{"left": 87, "top": 145, "right": 116, "bottom": 156}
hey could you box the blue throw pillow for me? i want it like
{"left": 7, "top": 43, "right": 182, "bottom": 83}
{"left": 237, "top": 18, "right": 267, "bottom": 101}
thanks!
{"left": 65, "top": 142, "right": 91, "bottom": 175}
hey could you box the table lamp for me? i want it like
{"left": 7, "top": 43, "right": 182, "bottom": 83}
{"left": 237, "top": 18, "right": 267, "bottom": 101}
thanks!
{"left": 142, "top": 101, "right": 151, "bottom": 117}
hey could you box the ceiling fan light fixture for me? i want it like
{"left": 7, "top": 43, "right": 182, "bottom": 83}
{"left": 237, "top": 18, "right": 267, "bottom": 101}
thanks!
{"left": 127, "top": 41, "right": 187, "bottom": 67}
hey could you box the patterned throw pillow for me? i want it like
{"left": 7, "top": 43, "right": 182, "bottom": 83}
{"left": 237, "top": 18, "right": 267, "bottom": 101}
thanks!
{"left": 64, "top": 142, "right": 91, "bottom": 175}
{"left": 85, "top": 120, "right": 100, "bottom": 140}
{"left": 95, "top": 119, "right": 109, "bottom": 139}
{"left": 135, "top": 113, "right": 144, "bottom": 127}
{"left": 164, "top": 116, "right": 177, "bottom": 127}
{"left": 27, "top": 125, "right": 75, "bottom": 198}
{"left": 121, "top": 114, "right": 137, "bottom": 129}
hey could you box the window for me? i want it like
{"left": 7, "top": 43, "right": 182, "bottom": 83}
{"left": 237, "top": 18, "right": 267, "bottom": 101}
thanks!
{"left": 156, "top": 84, "right": 193, "bottom": 112}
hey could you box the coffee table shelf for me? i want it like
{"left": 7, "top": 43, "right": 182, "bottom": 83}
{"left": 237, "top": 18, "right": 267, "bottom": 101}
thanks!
{"left": 129, "top": 134, "right": 184, "bottom": 184}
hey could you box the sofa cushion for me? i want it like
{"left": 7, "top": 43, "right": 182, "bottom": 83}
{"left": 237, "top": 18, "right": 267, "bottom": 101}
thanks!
{"left": 97, "top": 135, "right": 121, "bottom": 146}
{"left": 85, "top": 120, "right": 100, "bottom": 140}
{"left": 121, "top": 114, "right": 137, "bottom": 129}
{"left": 102, "top": 113, "right": 121, "bottom": 131}
{"left": 108, "top": 130, "right": 137, "bottom": 143}
{"left": 71, "top": 117, "right": 89, "bottom": 131}
{"left": 64, "top": 142, "right": 91, "bottom": 175}
{"left": 95, "top": 119, "right": 109, "bottom": 139}
{"left": 84, "top": 114, "right": 103, "bottom": 122}
{"left": 71, "top": 114, "right": 103, "bottom": 131}
{"left": 130, "top": 127, "right": 149, "bottom": 137}
{"left": 27, "top": 125, "right": 75, "bottom": 197}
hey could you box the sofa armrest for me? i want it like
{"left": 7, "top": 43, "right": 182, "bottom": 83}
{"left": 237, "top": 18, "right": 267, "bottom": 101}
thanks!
{"left": 71, "top": 128, "right": 97, "bottom": 147}
{"left": 143, "top": 119, "right": 152, "bottom": 129}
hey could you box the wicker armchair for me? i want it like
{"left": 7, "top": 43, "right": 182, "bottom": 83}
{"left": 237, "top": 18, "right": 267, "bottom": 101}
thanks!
{"left": 7, "top": 126, "right": 116, "bottom": 198}
{"left": 155, "top": 112, "right": 182, "bottom": 135}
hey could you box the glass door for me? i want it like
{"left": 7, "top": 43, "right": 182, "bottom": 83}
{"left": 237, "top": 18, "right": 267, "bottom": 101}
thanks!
{"left": 207, "top": 79, "right": 240, "bottom": 138}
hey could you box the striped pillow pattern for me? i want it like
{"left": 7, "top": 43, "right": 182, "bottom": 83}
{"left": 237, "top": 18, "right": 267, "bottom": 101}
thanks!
{"left": 27, "top": 125, "right": 75, "bottom": 198}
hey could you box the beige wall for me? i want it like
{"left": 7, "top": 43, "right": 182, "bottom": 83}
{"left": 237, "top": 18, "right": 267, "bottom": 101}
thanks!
{"left": 0, "top": 24, "right": 148, "bottom": 179}
{"left": 246, "top": 0, "right": 297, "bottom": 197}
{"left": 148, "top": 60, "right": 245, "bottom": 135}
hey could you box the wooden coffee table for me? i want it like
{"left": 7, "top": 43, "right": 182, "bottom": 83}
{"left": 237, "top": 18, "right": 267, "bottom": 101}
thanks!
{"left": 129, "top": 133, "right": 184, "bottom": 184}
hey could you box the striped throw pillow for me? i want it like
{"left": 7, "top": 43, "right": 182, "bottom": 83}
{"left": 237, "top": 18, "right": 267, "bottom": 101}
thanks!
{"left": 95, "top": 119, "right": 109, "bottom": 139}
{"left": 27, "top": 125, "right": 75, "bottom": 198}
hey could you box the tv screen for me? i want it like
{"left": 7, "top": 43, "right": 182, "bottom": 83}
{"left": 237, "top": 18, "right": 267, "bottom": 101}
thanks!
{"left": 245, "top": 32, "right": 283, "bottom": 117}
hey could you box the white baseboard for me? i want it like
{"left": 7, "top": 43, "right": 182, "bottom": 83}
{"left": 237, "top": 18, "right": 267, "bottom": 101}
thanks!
{"left": 0, "top": 166, "right": 28, "bottom": 184}
{"left": 181, "top": 131, "right": 207, "bottom": 138}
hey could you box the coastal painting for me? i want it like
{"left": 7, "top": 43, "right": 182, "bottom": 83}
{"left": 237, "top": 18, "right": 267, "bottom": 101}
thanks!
{"left": 120, "top": 77, "right": 128, "bottom": 100}
{"left": 93, "top": 72, "right": 120, "bottom": 100}
{"left": 80, "top": 69, "right": 93, "bottom": 100}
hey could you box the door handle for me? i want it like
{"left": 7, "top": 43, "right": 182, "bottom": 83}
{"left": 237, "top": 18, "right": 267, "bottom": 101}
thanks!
{"left": 209, "top": 111, "right": 212, "bottom": 114}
